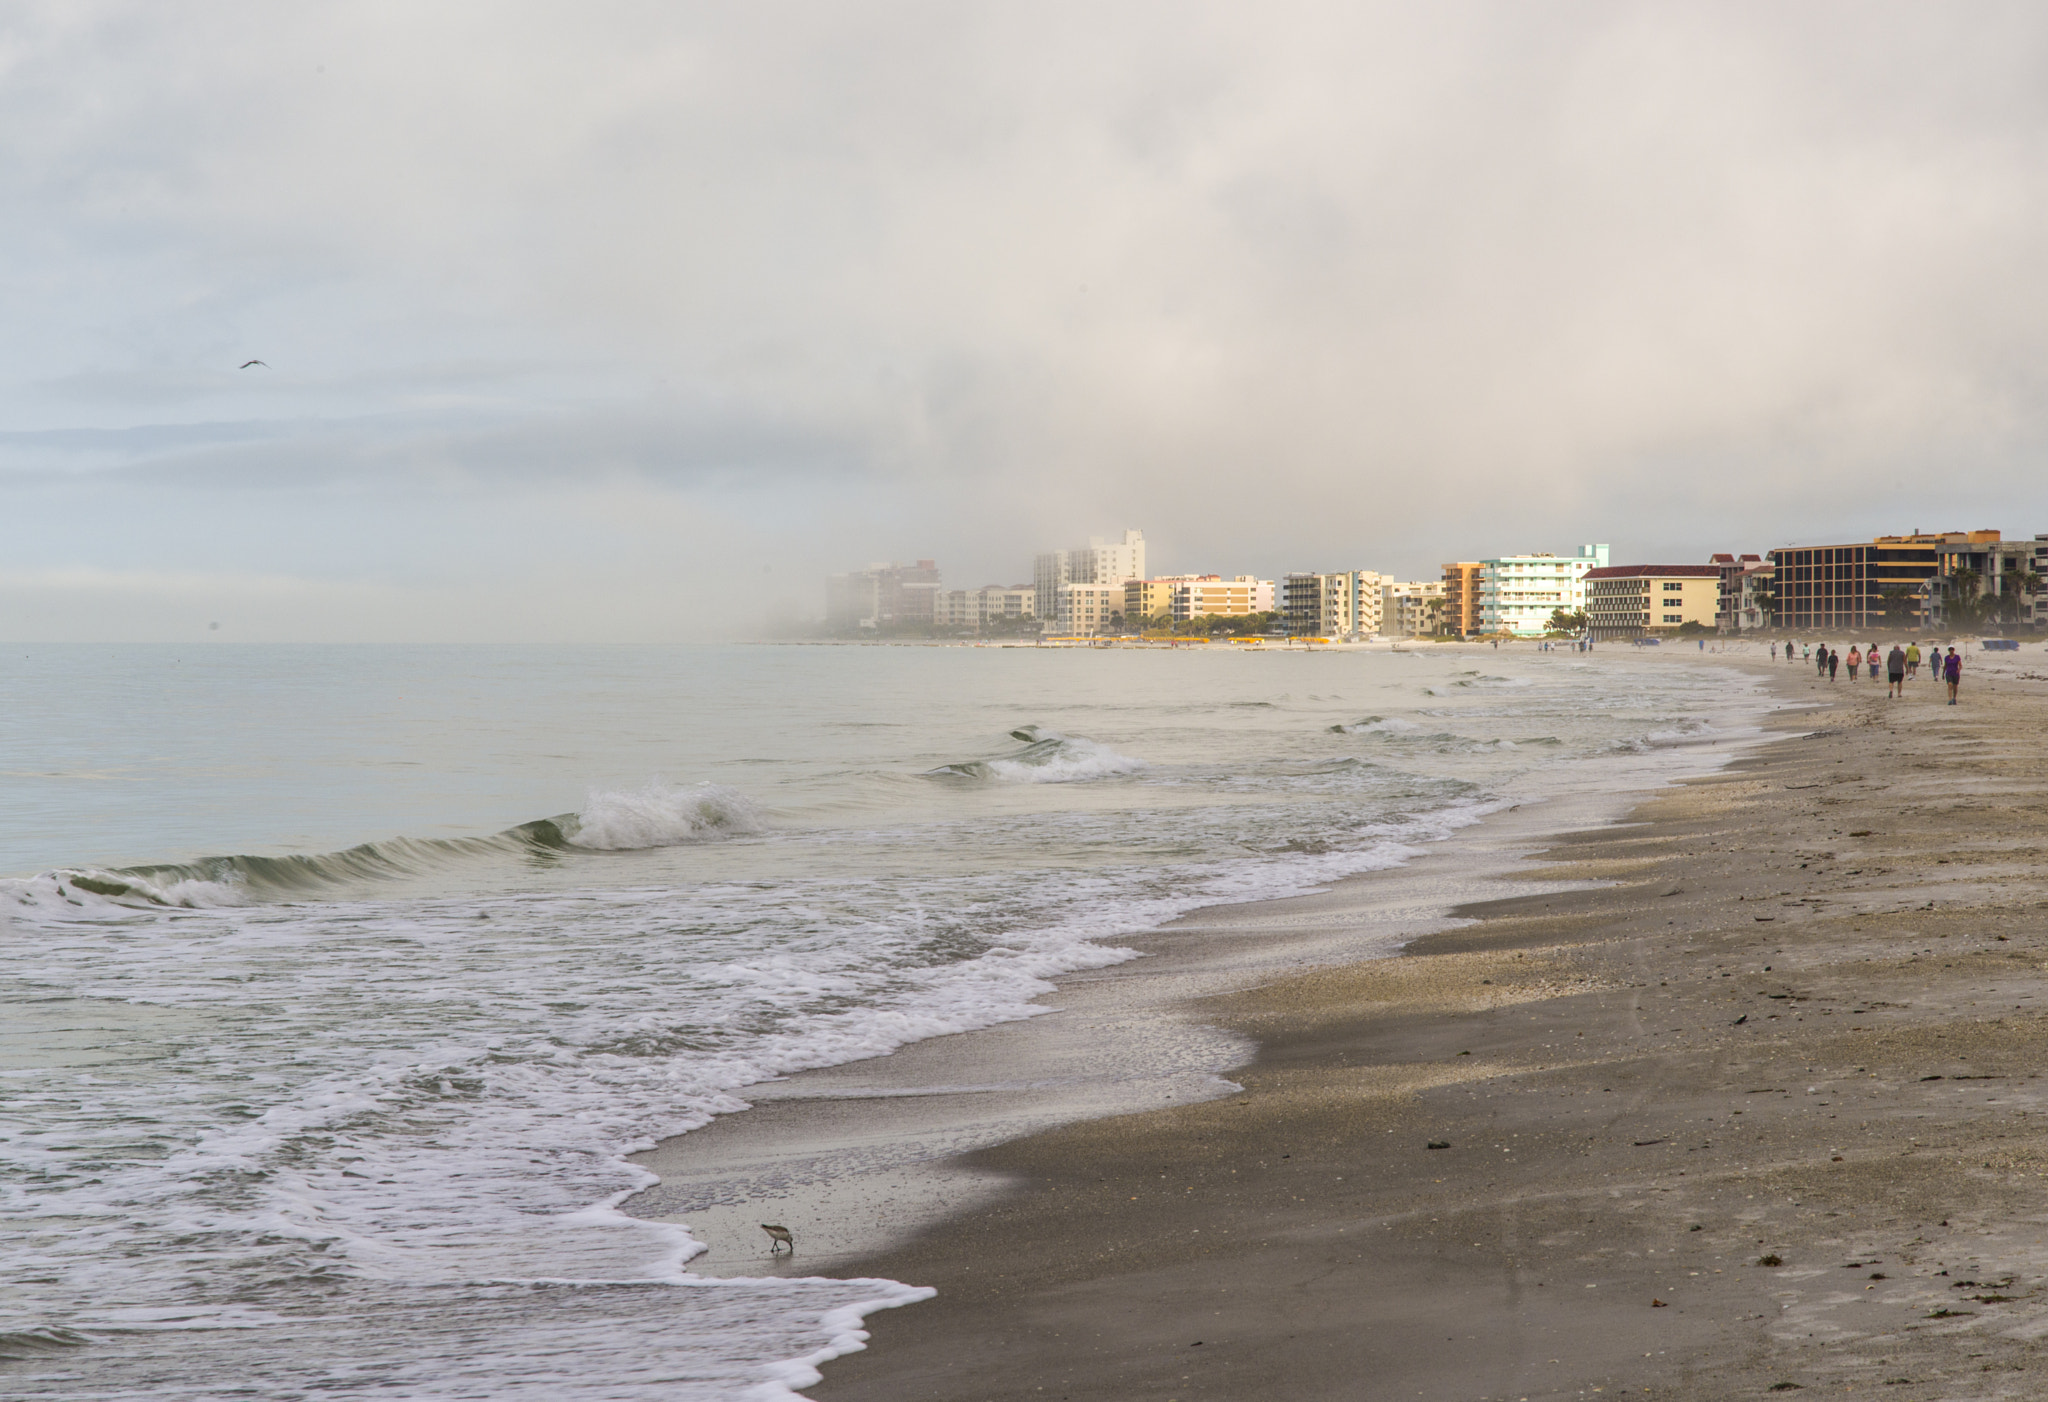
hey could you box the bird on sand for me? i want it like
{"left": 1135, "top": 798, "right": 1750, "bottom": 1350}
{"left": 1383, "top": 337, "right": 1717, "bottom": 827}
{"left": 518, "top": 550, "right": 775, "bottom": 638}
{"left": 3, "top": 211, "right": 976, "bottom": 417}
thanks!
{"left": 761, "top": 1224, "right": 794, "bottom": 1254}
{"left": 239, "top": 360, "right": 267, "bottom": 369}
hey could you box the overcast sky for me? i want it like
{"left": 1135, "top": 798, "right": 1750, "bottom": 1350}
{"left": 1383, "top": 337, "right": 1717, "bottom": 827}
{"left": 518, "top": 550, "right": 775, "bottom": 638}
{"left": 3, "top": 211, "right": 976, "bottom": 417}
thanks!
{"left": 6, "top": 2, "right": 2048, "bottom": 640}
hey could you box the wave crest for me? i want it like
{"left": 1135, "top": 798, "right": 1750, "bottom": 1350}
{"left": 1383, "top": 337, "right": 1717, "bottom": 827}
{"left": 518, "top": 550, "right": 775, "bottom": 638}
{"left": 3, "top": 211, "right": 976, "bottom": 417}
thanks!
{"left": 928, "top": 726, "right": 1146, "bottom": 784}
{"left": 563, "top": 782, "right": 765, "bottom": 851}
{"left": 4, "top": 781, "right": 766, "bottom": 911}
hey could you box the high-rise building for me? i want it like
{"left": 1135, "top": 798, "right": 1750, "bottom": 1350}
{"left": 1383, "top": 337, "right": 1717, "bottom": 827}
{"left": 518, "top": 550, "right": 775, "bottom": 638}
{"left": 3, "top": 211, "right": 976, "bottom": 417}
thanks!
{"left": 1034, "top": 529, "right": 1146, "bottom": 619}
{"left": 1477, "top": 545, "right": 1608, "bottom": 637}
{"left": 1764, "top": 530, "right": 2048, "bottom": 632}
{"left": 1440, "top": 563, "right": 1484, "bottom": 637}
{"left": 1282, "top": 571, "right": 1387, "bottom": 637}
{"left": 826, "top": 559, "right": 942, "bottom": 628}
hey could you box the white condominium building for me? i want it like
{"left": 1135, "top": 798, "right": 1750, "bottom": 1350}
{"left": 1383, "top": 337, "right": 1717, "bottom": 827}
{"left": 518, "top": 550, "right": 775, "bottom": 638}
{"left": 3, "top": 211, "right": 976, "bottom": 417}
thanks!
{"left": 1477, "top": 544, "right": 1610, "bottom": 636}
{"left": 1034, "top": 529, "right": 1146, "bottom": 620}
{"left": 1283, "top": 571, "right": 1388, "bottom": 638}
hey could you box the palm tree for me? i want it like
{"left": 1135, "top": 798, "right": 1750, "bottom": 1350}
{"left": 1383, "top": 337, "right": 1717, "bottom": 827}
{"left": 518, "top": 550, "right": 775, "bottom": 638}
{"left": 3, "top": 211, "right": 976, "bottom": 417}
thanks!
{"left": 1753, "top": 582, "right": 1778, "bottom": 629}
{"left": 2005, "top": 570, "right": 2044, "bottom": 631}
{"left": 1944, "top": 566, "right": 1985, "bottom": 629}
{"left": 1877, "top": 586, "right": 1918, "bottom": 629}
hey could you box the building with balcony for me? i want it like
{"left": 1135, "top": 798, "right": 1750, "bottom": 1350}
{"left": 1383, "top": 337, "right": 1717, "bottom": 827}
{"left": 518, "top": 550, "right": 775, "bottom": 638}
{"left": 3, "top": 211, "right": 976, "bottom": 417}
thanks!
{"left": 1477, "top": 545, "right": 1609, "bottom": 636}
{"left": 932, "top": 585, "right": 1036, "bottom": 630}
{"left": 1768, "top": 531, "right": 1998, "bottom": 632}
{"left": 1440, "top": 563, "right": 1483, "bottom": 637}
{"left": 1052, "top": 582, "right": 1124, "bottom": 636}
{"left": 1708, "top": 554, "right": 1766, "bottom": 632}
{"left": 1034, "top": 529, "right": 1146, "bottom": 620}
{"left": 1584, "top": 565, "right": 1722, "bottom": 640}
{"left": 1283, "top": 571, "right": 1387, "bottom": 637}
{"left": 1381, "top": 580, "right": 1446, "bottom": 638}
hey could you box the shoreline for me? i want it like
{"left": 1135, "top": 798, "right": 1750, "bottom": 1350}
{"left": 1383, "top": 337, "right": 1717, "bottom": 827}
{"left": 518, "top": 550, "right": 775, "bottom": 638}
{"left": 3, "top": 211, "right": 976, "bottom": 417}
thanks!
{"left": 807, "top": 655, "right": 2048, "bottom": 1399}
{"left": 617, "top": 656, "right": 1794, "bottom": 1356}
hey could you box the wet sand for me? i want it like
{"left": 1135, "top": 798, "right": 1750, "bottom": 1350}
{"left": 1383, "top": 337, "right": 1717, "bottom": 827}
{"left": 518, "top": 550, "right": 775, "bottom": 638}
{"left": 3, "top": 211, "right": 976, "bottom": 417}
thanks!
{"left": 809, "top": 654, "right": 2048, "bottom": 1400}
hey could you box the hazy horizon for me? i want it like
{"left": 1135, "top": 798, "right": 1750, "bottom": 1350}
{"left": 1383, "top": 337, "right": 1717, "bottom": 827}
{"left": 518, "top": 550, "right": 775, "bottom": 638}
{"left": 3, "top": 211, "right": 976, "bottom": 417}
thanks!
{"left": 7, "top": 3, "right": 2048, "bottom": 641}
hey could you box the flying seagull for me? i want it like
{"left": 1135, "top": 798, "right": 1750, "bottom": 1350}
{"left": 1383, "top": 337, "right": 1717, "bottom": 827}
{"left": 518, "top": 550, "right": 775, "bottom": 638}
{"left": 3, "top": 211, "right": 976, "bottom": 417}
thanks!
{"left": 239, "top": 360, "right": 267, "bottom": 369}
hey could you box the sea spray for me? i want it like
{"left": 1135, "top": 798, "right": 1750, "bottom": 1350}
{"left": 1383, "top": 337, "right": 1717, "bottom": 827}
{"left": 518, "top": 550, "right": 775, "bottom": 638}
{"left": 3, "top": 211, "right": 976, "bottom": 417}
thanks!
{"left": 566, "top": 781, "right": 766, "bottom": 850}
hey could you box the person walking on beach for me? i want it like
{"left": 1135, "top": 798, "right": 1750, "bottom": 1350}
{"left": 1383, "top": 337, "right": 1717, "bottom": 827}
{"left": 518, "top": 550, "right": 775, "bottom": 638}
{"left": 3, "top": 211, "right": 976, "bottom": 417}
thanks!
{"left": 1847, "top": 645, "right": 1862, "bottom": 680}
{"left": 1815, "top": 645, "right": 1827, "bottom": 677}
{"left": 1906, "top": 642, "right": 1921, "bottom": 679}
{"left": 1944, "top": 646, "right": 1962, "bottom": 704}
{"left": 1887, "top": 644, "right": 1907, "bottom": 698}
{"left": 1828, "top": 647, "right": 1839, "bottom": 682}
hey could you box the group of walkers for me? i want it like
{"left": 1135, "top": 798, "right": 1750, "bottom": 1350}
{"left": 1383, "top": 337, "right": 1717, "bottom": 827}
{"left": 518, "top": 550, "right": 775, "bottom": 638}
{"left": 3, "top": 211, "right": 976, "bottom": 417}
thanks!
{"left": 1772, "top": 639, "right": 1964, "bottom": 704}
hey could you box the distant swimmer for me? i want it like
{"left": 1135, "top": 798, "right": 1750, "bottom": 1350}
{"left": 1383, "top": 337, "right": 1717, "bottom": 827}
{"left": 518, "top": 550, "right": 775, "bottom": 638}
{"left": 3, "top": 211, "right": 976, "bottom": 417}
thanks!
{"left": 239, "top": 360, "right": 267, "bottom": 369}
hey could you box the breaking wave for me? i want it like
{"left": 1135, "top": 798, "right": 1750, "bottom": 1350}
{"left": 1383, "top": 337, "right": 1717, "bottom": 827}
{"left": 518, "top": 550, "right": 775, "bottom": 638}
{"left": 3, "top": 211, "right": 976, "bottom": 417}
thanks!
{"left": 5, "top": 782, "right": 765, "bottom": 910}
{"left": 563, "top": 781, "right": 765, "bottom": 851}
{"left": 926, "top": 726, "right": 1146, "bottom": 784}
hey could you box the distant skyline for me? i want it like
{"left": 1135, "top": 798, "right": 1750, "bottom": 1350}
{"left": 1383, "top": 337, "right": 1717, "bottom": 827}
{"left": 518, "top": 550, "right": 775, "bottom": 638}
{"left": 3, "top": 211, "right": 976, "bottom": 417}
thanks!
{"left": 6, "top": 3, "right": 2048, "bottom": 641}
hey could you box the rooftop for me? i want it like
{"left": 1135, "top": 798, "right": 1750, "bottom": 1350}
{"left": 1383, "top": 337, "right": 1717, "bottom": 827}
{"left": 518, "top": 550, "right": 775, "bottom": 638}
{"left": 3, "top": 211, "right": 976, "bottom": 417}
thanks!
{"left": 1584, "top": 565, "right": 1723, "bottom": 579}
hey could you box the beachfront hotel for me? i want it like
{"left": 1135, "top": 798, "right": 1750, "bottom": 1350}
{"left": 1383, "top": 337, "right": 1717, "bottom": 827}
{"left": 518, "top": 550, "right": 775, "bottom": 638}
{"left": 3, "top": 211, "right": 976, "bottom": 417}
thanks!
{"left": 1584, "top": 564, "right": 1721, "bottom": 640}
{"left": 1475, "top": 545, "right": 1609, "bottom": 636}
{"left": 1283, "top": 570, "right": 1388, "bottom": 638}
{"left": 1768, "top": 530, "right": 2048, "bottom": 632}
{"left": 1034, "top": 529, "right": 1146, "bottom": 620}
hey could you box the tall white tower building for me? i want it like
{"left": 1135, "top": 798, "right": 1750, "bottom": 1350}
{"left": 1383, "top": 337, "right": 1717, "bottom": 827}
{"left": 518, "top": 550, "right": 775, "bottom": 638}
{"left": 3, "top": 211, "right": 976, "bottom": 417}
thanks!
{"left": 1035, "top": 529, "right": 1146, "bottom": 621}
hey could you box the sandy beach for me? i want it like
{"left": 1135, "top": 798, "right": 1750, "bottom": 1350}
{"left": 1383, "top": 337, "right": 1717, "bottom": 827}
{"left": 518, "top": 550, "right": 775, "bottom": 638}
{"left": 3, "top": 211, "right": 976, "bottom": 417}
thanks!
{"left": 786, "top": 651, "right": 2048, "bottom": 1401}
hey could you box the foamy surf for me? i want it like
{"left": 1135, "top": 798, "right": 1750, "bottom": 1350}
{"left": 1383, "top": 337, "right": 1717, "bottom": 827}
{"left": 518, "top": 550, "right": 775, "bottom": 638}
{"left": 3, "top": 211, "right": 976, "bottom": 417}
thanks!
{"left": 0, "top": 642, "right": 1786, "bottom": 1400}
{"left": 564, "top": 781, "right": 766, "bottom": 850}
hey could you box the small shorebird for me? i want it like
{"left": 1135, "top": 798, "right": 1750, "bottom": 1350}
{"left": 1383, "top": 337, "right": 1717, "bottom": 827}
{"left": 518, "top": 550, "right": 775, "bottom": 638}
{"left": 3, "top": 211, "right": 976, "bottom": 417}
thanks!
{"left": 761, "top": 1223, "right": 794, "bottom": 1254}
{"left": 239, "top": 360, "right": 267, "bottom": 369}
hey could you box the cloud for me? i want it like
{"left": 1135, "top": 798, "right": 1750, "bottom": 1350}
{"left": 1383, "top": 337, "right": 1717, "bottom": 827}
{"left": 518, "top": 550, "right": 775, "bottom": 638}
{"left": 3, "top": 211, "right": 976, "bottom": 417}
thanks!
{"left": 6, "top": 2, "right": 2048, "bottom": 636}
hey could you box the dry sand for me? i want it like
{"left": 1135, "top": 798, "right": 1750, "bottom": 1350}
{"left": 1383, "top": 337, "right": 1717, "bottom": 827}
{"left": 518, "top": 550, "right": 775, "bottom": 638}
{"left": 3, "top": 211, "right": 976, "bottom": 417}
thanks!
{"left": 809, "top": 653, "right": 2048, "bottom": 1401}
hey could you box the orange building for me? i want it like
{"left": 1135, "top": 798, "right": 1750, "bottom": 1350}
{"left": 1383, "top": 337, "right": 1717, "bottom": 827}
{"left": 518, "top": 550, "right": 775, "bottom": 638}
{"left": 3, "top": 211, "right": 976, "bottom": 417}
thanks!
{"left": 1439, "top": 562, "right": 1484, "bottom": 637}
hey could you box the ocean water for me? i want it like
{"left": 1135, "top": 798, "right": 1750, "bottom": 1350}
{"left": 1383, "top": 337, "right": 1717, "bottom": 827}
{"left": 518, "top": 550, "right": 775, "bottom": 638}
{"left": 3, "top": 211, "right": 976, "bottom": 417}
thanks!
{"left": 1, "top": 642, "right": 1776, "bottom": 1399}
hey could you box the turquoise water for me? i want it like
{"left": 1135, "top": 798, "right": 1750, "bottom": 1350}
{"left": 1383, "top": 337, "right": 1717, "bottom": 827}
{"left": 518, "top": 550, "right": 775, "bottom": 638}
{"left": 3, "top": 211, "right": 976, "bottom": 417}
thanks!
{"left": 0, "top": 643, "right": 1770, "bottom": 1398}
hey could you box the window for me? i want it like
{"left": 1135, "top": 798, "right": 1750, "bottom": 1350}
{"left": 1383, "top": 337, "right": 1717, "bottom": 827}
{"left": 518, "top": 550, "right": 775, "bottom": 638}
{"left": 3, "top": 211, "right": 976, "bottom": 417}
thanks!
{"left": 1663, "top": 614, "right": 1683, "bottom": 623}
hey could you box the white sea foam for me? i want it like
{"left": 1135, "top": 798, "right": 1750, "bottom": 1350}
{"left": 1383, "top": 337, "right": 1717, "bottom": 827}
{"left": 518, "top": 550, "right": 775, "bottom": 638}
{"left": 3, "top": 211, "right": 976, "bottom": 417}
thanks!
{"left": 1644, "top": 718, "right": 1719, "bottom": 747}
{"left": 567, "top": 781, "right": 766, "bottom": 849}
{"left": 982, "top": 735, "right": 1145, "bottom": 783}
{"left": 0, "top": 644, "right": 1786, "bottom": 1399}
